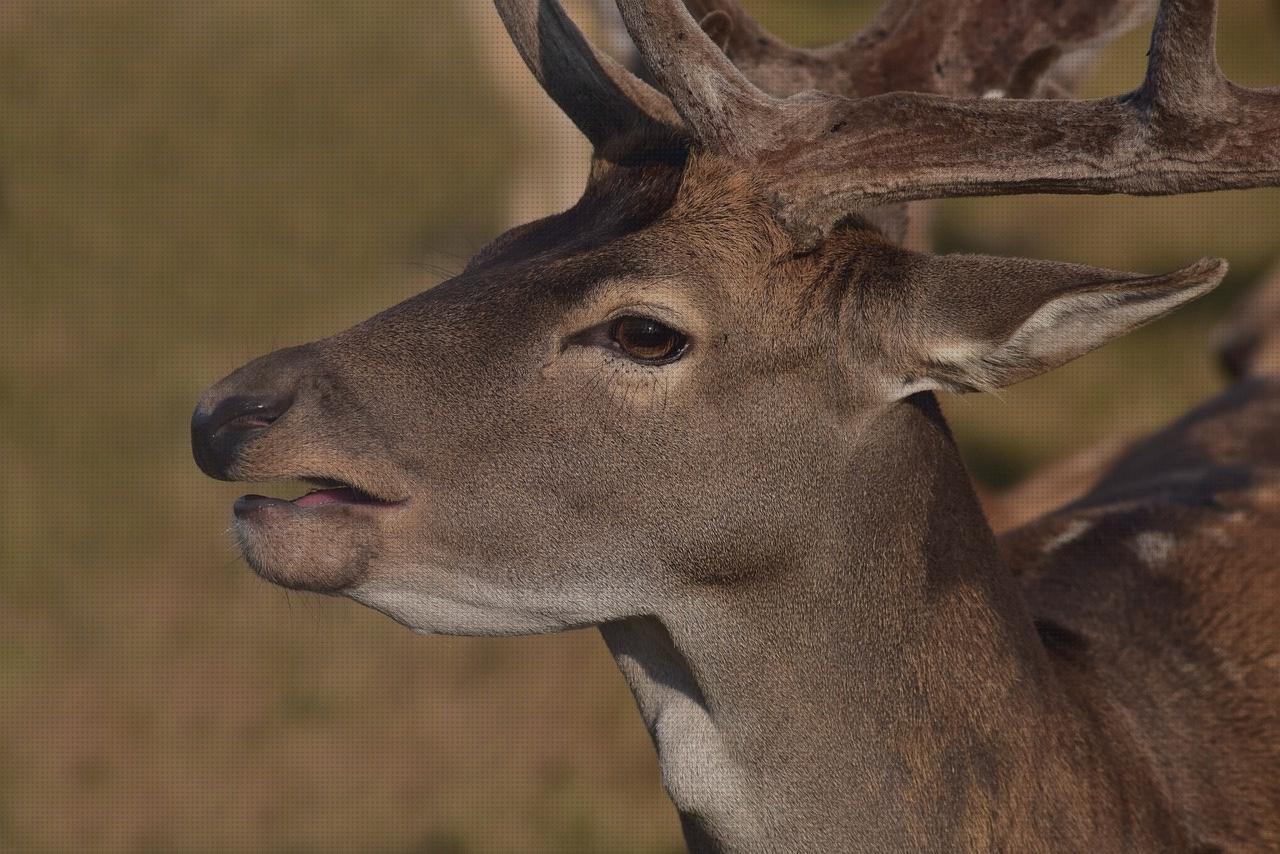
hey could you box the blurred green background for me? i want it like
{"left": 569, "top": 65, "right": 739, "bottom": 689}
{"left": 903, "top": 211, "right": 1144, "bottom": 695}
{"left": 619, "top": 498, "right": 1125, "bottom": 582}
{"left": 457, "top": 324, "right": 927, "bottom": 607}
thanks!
{"left": 1, "top": 1, "right": 1276, "bottom": 850}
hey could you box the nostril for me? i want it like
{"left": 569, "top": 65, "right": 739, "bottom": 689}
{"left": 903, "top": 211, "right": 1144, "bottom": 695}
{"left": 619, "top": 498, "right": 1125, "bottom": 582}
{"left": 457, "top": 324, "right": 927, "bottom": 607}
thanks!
{"left": 204, "top": 396, "right": 292, "bottom": 438}
{"left": 217, "top": 408, "right": 281, "bottom": 435}
{"left": 191, "top": 394, "right": 293, "bottom": 481}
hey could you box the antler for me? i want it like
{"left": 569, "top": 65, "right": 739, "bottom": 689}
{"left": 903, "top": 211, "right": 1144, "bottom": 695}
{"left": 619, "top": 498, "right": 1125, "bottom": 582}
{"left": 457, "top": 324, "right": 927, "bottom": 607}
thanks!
{"left": 682, "top": 0, "right": 1154, "bottom": 99}
{"left": 673, "top": 0, "right": 1156, "bottom": 246}
{"left": 493, "top": 0, "right": 679, "bottom": 148}
{"left": 767, "top": 0, "right": 1280, "bottom": 233}
{"left": 499, "top": 1, "right": 1278, "bottom": 245}
{"left": 612, "top": 0, "right": 779, "bottom": 156}
{"left": 615, "top": 0, "right": 1280, "bottom": 241}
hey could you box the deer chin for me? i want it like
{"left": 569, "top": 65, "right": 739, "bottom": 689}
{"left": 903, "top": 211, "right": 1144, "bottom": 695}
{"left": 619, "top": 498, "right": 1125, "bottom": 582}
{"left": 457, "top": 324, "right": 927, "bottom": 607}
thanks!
{"left": 231, "top": 480, "right": 407, "bottom": 593}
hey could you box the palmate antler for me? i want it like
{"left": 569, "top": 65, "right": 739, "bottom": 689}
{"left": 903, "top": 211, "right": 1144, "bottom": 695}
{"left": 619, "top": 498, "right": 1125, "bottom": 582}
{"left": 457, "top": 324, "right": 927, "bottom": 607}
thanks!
{"left": 679, "top": 0, "right": 1157, "bottom": 243}
{"left": 682, "top": 0, "right": 1153, "bottom": 99}
{"left": 499, "top": 0, "right": 1280, "bottom": 245}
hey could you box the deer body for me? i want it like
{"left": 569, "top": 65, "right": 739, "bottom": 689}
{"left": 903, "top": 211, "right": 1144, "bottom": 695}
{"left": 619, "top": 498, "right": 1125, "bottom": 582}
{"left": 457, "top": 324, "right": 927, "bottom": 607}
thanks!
{"left": 617, "top": 382, "right": 1280, "bottom": 851}
{"left": 192, "top": 1, "right": 1280, "bottom": 850}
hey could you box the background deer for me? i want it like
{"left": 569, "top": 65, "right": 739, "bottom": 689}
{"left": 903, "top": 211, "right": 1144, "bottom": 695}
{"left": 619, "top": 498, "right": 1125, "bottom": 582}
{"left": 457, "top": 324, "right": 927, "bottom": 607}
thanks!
{"left": 1220, "top": 255, "right": 1280, "bottom": 380}
{"left": 191, "top": 0, "right": 1280, "bottom": 850}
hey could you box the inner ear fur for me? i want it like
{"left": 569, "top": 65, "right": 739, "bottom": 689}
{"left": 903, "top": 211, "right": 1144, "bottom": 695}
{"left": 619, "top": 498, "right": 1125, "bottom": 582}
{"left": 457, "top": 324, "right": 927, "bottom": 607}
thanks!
{"left": 890, "top": 252, "right": 1228, "bottom": 396}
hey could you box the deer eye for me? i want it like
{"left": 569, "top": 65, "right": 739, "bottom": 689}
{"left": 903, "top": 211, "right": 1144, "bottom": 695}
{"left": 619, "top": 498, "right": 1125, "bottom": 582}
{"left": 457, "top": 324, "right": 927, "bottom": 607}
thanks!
{"left": 609, "top": 316, "right": 688, "bottom": 364}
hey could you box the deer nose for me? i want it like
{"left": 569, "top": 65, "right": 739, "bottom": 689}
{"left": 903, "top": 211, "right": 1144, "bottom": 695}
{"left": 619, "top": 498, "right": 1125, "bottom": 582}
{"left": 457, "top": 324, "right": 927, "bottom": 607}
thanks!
{"left": 191, "top": 393, "right": 292, "bottom": 481}
{"left": 192, "top": 343, "right": 316, "bottom": 480}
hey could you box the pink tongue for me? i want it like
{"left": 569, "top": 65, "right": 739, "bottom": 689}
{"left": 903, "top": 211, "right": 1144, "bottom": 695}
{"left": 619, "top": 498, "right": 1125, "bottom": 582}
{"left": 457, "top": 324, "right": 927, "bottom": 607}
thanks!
{"left": 294, "top": 487, "right": 360, "bottom": 508}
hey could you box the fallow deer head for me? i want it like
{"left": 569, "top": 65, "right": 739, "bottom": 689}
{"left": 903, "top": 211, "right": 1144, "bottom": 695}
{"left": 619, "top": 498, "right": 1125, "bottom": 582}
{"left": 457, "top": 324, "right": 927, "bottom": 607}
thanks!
{"left": 192, "top": 0, "right": 1273, "bottom": 636}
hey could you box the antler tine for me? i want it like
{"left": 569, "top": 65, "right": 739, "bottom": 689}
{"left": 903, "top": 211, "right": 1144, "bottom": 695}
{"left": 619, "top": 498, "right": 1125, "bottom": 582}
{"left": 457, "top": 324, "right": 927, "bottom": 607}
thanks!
{"left": 679, "top": 0, "right": 853, "bottom": 99}
{"left": 681, "top": 0, "right": 771, "bottom": 59}
{"left": 613, "top": 0, "right": 780, "bottom": 155}
{"left": 762, "top": 0, "right": 1280, "bottom": 242}
{"left": 493, "top": 0, "right": 680, "bottom": 148}
{"left": 1143, "top": 0, "right": 1224, "bottom": 106}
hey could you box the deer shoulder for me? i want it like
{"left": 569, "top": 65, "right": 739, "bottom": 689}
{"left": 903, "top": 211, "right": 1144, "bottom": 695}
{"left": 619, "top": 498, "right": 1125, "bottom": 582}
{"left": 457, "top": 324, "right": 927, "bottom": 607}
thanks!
{"left": 1002, "top": 375, "right": 1280, "bottom": 846}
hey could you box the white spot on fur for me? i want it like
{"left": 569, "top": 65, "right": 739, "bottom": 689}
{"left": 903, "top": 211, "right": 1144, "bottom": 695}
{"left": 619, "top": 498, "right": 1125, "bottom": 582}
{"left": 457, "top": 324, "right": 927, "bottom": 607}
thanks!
{"left": 1129, "top": 531, "right": 1177, "bottom": 567}
{"left": 1202, "top": 526, "right": 1235, "bottom": 548}
{"left": 982, "top": 88, "right": 1006, "bottom": 99}
{"left": 1042, "top": 519, "right": 1093, "bottom": 554}
{"left": 1215, "top": 648, "right": 1248, "bottom": 687}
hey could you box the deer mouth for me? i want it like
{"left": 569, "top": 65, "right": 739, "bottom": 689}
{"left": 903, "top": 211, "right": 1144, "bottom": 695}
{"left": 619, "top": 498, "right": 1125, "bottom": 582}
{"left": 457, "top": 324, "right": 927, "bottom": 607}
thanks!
{"left": 233, "top": 478, "right": 407, "bottom": 519}
{"left": 229, "top": 476, "right": 408, "bottom": 593}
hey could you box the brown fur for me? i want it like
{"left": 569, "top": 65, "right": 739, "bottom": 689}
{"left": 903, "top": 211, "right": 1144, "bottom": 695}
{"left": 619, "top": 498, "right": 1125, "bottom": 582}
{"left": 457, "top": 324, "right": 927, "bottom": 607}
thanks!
{"left": 192, "top": 2, "right": 1280, "bottom": 851}
{"left": 1003, "top": 379, "right": 1280, "bottom": 849}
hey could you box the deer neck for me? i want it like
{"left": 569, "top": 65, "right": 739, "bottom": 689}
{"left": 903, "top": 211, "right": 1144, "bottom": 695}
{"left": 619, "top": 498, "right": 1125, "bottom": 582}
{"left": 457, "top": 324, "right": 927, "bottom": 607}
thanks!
{"left": 601, "top": 394, "right": 1160, "bottom": 852}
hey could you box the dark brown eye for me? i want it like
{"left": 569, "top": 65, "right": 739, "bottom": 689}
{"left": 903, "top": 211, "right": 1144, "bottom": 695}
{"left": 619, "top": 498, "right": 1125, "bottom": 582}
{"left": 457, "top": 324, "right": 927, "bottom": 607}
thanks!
{"left": 609, "top": 316, "right": 688, "bottom": 364}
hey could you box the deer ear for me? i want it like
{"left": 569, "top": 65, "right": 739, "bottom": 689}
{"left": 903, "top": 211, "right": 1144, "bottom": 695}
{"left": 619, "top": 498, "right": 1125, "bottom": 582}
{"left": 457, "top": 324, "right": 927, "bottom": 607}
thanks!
{"left": 893, "top": 254, "right": 1227, "bottom": 397}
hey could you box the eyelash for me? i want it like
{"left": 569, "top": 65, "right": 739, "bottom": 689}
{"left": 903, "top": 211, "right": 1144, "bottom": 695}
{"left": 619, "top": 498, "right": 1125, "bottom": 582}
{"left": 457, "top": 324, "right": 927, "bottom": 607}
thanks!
{"left": 564, "top": 315, "right": 690, "bottom": 366}
{"left": 608, "top": 316, "right": 688, "bottom": 364}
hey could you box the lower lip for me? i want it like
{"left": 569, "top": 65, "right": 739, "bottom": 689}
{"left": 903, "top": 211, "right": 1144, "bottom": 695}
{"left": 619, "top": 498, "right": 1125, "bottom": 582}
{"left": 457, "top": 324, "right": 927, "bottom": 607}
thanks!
{"left": 233, "top": 488, "right": 401, "bottom": 519}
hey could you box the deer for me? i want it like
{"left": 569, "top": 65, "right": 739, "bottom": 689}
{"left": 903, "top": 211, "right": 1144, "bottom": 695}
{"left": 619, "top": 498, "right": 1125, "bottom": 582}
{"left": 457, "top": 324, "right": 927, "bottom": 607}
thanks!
{"left": 1220, "top": 255, "right": 1280, "bottom": 380}
{"left": 987, "top": 254, "right": 1280, "bottom": 534}
{"left": 191, "top": 0, "right": 1280, "bottom": 850}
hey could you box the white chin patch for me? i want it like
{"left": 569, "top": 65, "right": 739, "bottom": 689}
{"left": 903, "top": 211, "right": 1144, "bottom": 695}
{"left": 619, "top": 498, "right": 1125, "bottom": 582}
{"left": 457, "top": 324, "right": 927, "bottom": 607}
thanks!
{"left": 345, "top": 576, "right": 587, "bottom": 637}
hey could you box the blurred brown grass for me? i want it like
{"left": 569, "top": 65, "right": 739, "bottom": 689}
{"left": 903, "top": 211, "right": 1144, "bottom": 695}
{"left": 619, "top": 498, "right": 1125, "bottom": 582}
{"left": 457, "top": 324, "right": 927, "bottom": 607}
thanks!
{"left": 0, "top": 1, "right": 1276, "bottom": 851}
